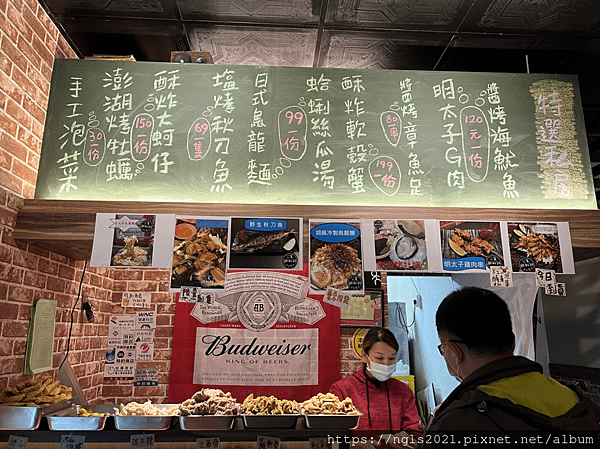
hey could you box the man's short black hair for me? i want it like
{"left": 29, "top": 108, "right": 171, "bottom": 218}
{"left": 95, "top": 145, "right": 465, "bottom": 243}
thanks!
{"left": 436, "top": 286, "right": 514, "bottom": 356}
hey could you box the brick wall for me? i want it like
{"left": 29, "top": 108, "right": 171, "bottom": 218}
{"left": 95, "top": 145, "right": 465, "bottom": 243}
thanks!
{"left": 0, "top": 0, "right": 366, "bottom": 407}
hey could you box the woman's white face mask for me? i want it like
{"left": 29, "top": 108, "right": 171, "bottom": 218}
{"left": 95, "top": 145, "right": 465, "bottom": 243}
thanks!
{"left": 366, "top": 354, "right": 396, "bottom": 381}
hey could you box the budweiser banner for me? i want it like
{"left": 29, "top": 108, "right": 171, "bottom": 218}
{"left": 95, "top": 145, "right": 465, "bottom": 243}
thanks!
{"left": 168, "top": 265, "right": 340, "bottom": 403}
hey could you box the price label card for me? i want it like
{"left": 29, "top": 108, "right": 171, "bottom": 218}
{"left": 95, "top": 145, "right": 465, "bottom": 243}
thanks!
{"left": 545, "top": 282, "right": 566, "bottom": 296}
{"left": 309, "top": 437, "right": 332, "bottom": 449}
{"left": 131, "top": 433, "right": 155, "bottom": 447}
{"left": 323, "top": 287, "right": 351, "bottom": 309}
{"left": 257, "top": 435, "right": 280, "bottom": 449}
{"left": 8, "top": 435, "right": 28, "bottom": 449}
{"left": 197, "top": 437, "right": 220, "bottom": 449}
{"left": 60, "top": 435, "right": 85, "bottom": 449}
{"left": 535, "top": 268, "right": 556, "bottom": 287}
{"left": 489, "top": 266, "right": 513, "bottom": 288}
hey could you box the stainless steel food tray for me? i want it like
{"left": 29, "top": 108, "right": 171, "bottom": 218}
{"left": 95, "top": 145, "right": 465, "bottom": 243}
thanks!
{"left": 302, "top": 413, "right": 361, "bottom": 429}
{"left": 114, "top": 404, "right": 179, "bottom": 431}
{"left": 241, "top": 414, "right": 299, "bottom": 429}
{"left": 0, "top": 406, "right": 44, "bottom": 430}
{"left": 46, "top": 405, "right": 115, "bottom": 431}
{"left": 179, "top": 414, "right": 236, "bottom": 431}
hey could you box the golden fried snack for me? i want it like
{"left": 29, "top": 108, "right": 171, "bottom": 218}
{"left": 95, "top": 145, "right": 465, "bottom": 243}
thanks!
{"left": 241, "top": 394, "right": 299, "bottom": 415}
{"left": 0, "top": 374, "right": 72, "bottom": 407}
{"left": 300, "top": 393, "right": 360, "bottom": 415}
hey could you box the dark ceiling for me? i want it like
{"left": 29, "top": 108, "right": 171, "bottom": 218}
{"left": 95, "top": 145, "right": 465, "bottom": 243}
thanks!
{"left": 38, "top": 0, "right": 600, "bottom": 207}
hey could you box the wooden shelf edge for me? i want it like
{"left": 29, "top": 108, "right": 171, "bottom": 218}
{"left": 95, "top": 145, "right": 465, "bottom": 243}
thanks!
{"left": 14, "top": 199, "right": 600, "bottom": 261}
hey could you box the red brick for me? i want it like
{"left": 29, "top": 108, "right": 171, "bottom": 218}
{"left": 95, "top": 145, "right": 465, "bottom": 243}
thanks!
{"left": 151, "top": 292, "right": 173, "bottom": 303}
{"left": 38, "top": 257, "right": 58, "bottom": 274}
{"left": 102, "top": 385, "right": 133, "bottom": 397}
{"left": 0, "top": 11, "right": 19, "bottom": 43}
{"left": 10, "top": 66, "right": 36, "bottom": 102}
{"left": 7, "top": 97, "right": 32, "bottom": 129}
{"left": 0, "top": 51, "right": 12, "bottom": 77}
{"left": 22, "top": 4, "right": 45, "bottom": 42}
{"left": 1, "top": 132, "right": 28, "bottom": 162}
{"left": 127, "top": 281, "right": 159, "bottom": 292}
{"left": 58, "top": 263, "right": 76, "bottom": 281}
{"left": 12, "top": 247, "right": 38, "bottom": 270}
{"left": 0, "top": 262, "right": 24, "bottom": 283}
{"left": 13, "top": 338, "right": 26, "bottom": 356}
{"left": 7, "top": 4, "right": 33, "bottom": 38}
{"left": 22, "top": 95, "right": 45, "bottom": 127}
{"left": 5, "top": 191, "right": 22, "bottom": 211}
{"left": 155, "top": 327, "right": 173, "bottom": 338}
{"left": 46, "top": 275, "right": 67, "bottom": 293}
{"left": 0, "top": 302, "right": 19, "bottom": 320}
{"left": 143, "top": 270, "right": 169, "bottom": 281}
{"left": 1, "top": 34, "right": 28, "bottom": 74}
{"left": 0, "top": 356, "right": 23, "bottom": 374}
{"left": 133, "top": 385, "right": 165, "bottom": 397}
{"left": 112, "top": 269, "right": 144, "bottom": 281}
{"left": 23, "top": 270, "right": 46, "bottom": 288}
{"left": 0, "top": 149, "right": 12, "bottom": 171}
{"left": 26, "top": 244, "right": 49, "bottom": 259}
{"left": 2, "top": 320, "right": 29, "bottom": 337}
{"left": 31, "top": 34, "right": 54, "bottom": 69}
{"left": 0, "top": 109, "right": 18, "bottom": 136}
{"left": 0, "top": 206, "right": 17, "bottom": 227}
{"left": 156, "top": 303, "right": 175, "bottom": 314}
{"left": 17, "top": 303, "right": 31, "bottom": 320}
{"left": 0, "top": 242, "right": 12, "bottom": 263}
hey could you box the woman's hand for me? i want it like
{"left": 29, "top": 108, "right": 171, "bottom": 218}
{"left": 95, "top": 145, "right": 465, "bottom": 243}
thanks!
{"left": 386, "top": 431, "right": 419, "bottom": 449}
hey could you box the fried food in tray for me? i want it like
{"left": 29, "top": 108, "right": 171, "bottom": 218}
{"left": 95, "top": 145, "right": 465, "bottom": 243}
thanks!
{"left": 240, "top": 393, "right": 298, "bottom": 415}
{"left": 310, "top": 243, "right": 362, "bottom": 290}
{"left": 179, "top": 388, "right": 239, "bottom": 416}
{"left": 114, "top": 400, "right": 179, "bottom": 416}
{"left": 300, "top": 392, "right": 360, "bottom": 415}
{"left": 0, "top": 374, "right": 72, "bottom": 407}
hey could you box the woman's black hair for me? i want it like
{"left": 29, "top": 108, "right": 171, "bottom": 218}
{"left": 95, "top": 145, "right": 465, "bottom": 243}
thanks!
{"left": 361, "top": 326, "right": 399, "bottom": 356}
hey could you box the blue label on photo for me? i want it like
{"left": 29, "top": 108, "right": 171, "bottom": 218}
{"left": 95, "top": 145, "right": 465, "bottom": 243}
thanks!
{"left": 443, "top": 257, "right": 486, "bottom": 271}
{"left": 245, "top": 218, "right": 287, "bottom": 230}
{"left": 311, "top": 223, "right": 360, "bottom": 243}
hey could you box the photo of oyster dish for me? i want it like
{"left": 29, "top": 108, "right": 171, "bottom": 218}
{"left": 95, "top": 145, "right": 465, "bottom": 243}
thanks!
{"left": 508, "top": 222, "right": 562, "bottom": 272}
{"left": 374, "top": 220, "right": 427, "bottom": 271}
{"left": 310, "top": 242, "right": 362, "bottom": 291}
{"left": 112, "top": 235, "right": 151, "bottom": 267}
{"left": 440, "top": 221, "right": 504, "bottom": 269}
{"left": 171, "top": 219, "right": 228, "bottom": 290}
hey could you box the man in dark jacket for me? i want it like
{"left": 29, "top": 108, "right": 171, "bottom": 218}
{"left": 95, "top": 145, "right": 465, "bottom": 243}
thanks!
{"left": 425, "top": 286, "right": 600, "bottom": 446}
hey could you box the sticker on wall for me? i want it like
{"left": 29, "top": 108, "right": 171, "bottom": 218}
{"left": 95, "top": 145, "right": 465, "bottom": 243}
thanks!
{"left": 489, "top": 266, "right": 513, "bottom": 288}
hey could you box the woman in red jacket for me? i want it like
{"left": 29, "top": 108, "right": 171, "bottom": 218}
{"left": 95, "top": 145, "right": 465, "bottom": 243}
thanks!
{"left": 330, "top": 327, "right": 423, "bottom": 449}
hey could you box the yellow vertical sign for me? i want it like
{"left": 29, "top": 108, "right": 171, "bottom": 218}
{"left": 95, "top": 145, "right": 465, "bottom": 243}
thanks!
{"left": 352, "top": 328, "right": 369, "bottom": 359}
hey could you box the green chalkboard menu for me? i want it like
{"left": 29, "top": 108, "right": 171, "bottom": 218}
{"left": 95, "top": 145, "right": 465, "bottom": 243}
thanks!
{"left": 35, "top": 59, "right": 597, "bottom": 209}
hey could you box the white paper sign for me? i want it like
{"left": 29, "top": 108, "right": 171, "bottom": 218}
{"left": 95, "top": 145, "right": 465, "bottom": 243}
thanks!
{"left": 8, "top": 435, "right": 28, "bottom": 449}
{"left": 323, "top": 287, "right": 350, "bottom": 309}
{"left": 489, "top": 266, "right": 513, "bottom": 288}
{"left": 545, "top": 282, "right": 566, "bottom": 296}
{"left": 122, "top": 292, "right": 152, "bottom": 308}
{"left": 136, "top": 341, "right": 154, "bottom": 361}
{"left": 309, "top": 437, "right": 332, "bottom": 449}
{"left": 60, "top": 435, "right": 85, "bottom": 449}
{"left": 197, "top": 437, "right": 220, "bottom": 449}
{"left": 130, "top": 434, "right": 155, "bottom": 448}
{"left": 136, "top": 311, "right": 156, "bottom": 330}
{"left": 535, "top": 268, "right": 556, "bottom": 287}
{"left": 257, "top": 436, "right": 280, "bottom": 449}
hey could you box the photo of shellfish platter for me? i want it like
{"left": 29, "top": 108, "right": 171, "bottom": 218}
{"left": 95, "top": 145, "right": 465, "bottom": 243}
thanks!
{"left": 440, "top": 221, "right": 504, "bottom": 269}
{"left": 309, "top": 220, "right": 363, "bottom": 293}
{"left": 508, "top": 222, "right": 563, "bottom": 272}
{"left": 227, "top": 217, "right": 301, "bottom": 270}
{"left": 372, "top": 219, "right": 427, "bottom": 271}
{"left": 170, "top": 218, "right": 228, "bottom": 291}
